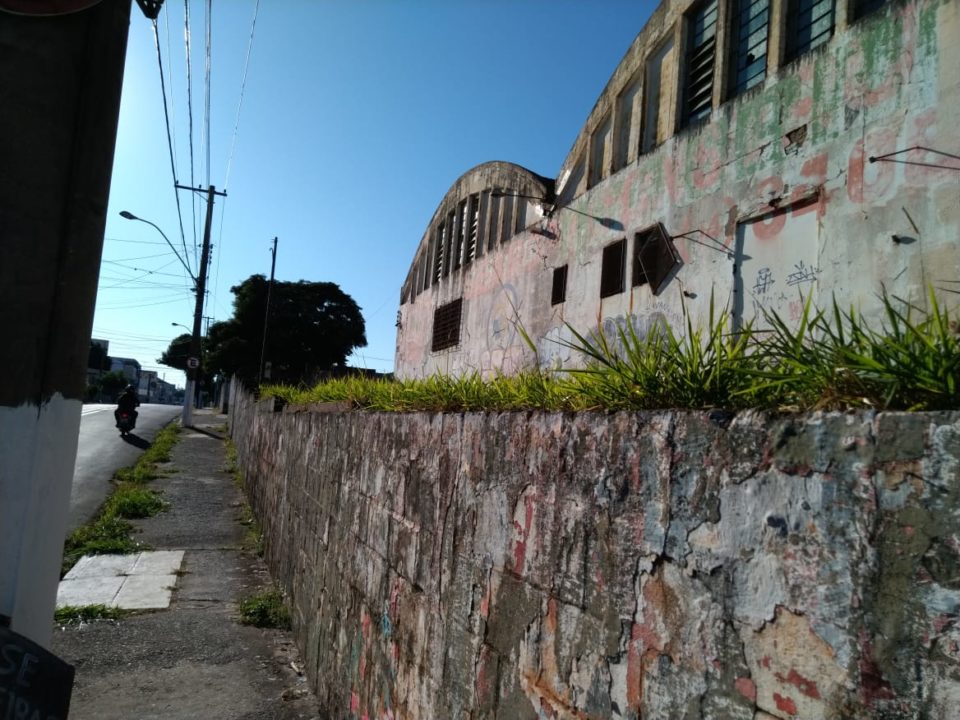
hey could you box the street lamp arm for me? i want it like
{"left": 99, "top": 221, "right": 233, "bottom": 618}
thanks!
{"left": 119, "top": 211, "right": 195, "bottom": 282}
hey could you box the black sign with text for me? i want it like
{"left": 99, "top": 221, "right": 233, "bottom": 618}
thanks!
{"left": 0, "top": 625, "right": 74, "bottom": 720}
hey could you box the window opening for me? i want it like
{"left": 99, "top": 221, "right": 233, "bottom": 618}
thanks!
{"left": 852, "top": 0, "right": 886, "bottom": 19}
{"left": 515, "top": 198, "right": 528, "bottom": 234}
{"left": 614, "top": 75, "right": 642, "bottom": 172}
{"left": 729, "top": 0, "right": 769, "bottom": 97}
{"left": 420, "top": 252, "right": 429, "bottom": 293}
{"left": 551, "top": 265, "right": 568, "bottom": 306}
{"left": 453, "top": 200, "right": 467, "bottom": 270}
{"left": 434, "top": 223, "right": 445, "bottom": 282}
{"left": 431, "top": 298, "right": 463, "bottom": 352}
{"left": 634, "top": 223, "right": 683, "bottom": 295}
{"left": 487, "top": 192, "right": 501, "bottom": 251}
{"left": 641, "top": 38, "right": 674, "bottom": 155}
{"left": 500, "top": 193, "right": 514, "bottom": 244}
{"left": 466, "top": 194, "right": 479, "bottom": 264}
{"left": 589, "top": 114, "right": 612, "bottom": 187}
{"left": 784, "top": 0, "right": 834, "bottom": 62}
{"left": 600, "top": 239, "right": 627, "bottom": 298}
{"left": 683, "top": 0, "right": 718, "bottom": 126}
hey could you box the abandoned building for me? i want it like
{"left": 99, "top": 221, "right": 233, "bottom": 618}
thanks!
{"left": 395, "top": 0, "right": 960, "bottom": 378}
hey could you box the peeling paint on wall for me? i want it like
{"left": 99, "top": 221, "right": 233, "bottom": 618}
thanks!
{"left": 230, "top": 385, "right": 960, "bottom": 719}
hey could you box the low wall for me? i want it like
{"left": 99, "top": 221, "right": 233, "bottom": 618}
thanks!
{"left": 229, "top": 383, "right": 960, "bottom": 720}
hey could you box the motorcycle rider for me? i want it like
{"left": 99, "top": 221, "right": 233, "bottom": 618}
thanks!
{"left": 114, "top": 384, "right": 140, "bottom": 429}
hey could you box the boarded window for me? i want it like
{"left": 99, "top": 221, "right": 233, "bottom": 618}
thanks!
{"left": 431, "top": 298, "right": 463, "bottom": 352}
{"left": 641, "top": 38, "right": 674, "bottom": 154}
{"left": 683, "top": 0, "right": 718, "bottom": 126}
{"left": 551, "top": 265, "right": 568, "bottom": 306}
{"left": 600, "top": 239, "right": 626, "bottom": 298}
{"left": 614, "top": 75, "right": 642, "bottom": 172}
{"left": 589, "top": 114, "right": 612, "bottom": 187}
{"left": 729, "top": 0, "right": 769, "bottom": 97}
{"left": 633, "top": 223, "right": 682, "bottom": 295}
{"left": 784, "top": 0, "right": 834, "bottom": 62}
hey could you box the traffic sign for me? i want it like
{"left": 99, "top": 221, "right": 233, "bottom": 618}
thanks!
{"left": 187, "top": 357, "right": 199, "bottom": 369}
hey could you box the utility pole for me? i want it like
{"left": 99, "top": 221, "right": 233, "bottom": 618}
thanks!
{"left": 258, "top": 237, "right": 278, "bottom": 383}
{"left": 177, "top": 183, "right": 225, "bottom": 427}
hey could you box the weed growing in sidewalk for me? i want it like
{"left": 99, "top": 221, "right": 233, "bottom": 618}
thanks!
{"left": 62, "top": 423, "right": 181, "bottom": 575}
{"left": 54, "top": 604, "right": 127, "bottom": 625}
{"left": 238, "top": 588, "right": 291, "bottom": 629}
{"left": 225, "top": 437, "right": 265, "bottom": 556}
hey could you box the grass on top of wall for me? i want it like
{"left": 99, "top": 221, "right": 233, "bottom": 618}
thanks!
{"left": 262, "top": 290, "right": 960, "bottom": 413}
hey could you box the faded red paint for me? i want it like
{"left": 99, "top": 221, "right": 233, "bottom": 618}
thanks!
{"left": 776, "top": 668, "right": 822, "bottom": 699}
{"left": 847, "top": 128, "right": 898, "bottom": 204}
{"left": 511, "top": 489, "right": 537, "bottom": 575}
{"left": 761, "top": 655, "right": 772, "bottom": 669}
{"left": 351, "top": 691, "right": 360, "bottom": 713}
{"left": 774, "top": 692, "right": 798, "bottom": 715}
{"left": 801, "top": 153, "right": 828, "bottom": 182}
{"left": 735, "top": 676, "right": 757, "bottom": 701}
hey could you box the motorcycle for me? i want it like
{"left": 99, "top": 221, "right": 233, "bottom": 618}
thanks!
{"left": 116, "top": 411, "right": 136, "bottom": 436}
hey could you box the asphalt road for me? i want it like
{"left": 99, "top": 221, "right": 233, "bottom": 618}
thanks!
{"left": 69, "top": 403, "right": 182, "bottom": 532}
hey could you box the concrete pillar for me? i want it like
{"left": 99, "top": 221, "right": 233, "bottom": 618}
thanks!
{"left": 0, "top": 0, "right": 132, "bottom": 647}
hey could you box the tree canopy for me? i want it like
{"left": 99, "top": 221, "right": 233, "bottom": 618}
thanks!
{"left": 157, "top": 333, "right": 192, "bottom": 372}
{"left": 196, "top": 275, "right": 367, "bottom": 385}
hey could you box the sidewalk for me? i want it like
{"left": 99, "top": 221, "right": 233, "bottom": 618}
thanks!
{"left": 51, "top": 409, "right": 321, "bottom": 720}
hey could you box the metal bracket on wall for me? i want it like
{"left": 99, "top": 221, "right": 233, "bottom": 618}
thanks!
{"left": 869, "top": 146, "right": 960, "bottom": 172}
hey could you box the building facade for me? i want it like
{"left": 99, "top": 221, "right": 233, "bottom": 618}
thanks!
{"left": 396, "top": 0, "right": 960, "bottom": 378}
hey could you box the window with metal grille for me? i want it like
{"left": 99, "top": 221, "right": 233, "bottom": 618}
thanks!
{"left": 729, "top": 0, "right": 769, "bottom": 98}
{"left": 551, "top": 265, "right": 568, "bottom": 306}
{"left": 466, "top": 194, "right": 479, "bottom": 264}
{"left": 633, "top": 223, "right": 683, "bottom": 295}
{"left": 683, "top": 0, "right": 718, "bottom": 126}
{"left": 852, "top": 0, "right": 885, "bottom": 20}
{"left": 431, "top": 298, "right": 463, "bottom": 352}
{"left": 784, "top": 0, "right": 834, "bottom": 63}
{"left": 600, "top": 239, "right": 626, "bottom": 298}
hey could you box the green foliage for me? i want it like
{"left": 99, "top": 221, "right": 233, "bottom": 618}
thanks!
{"left": 238, "top": 588, "right": 291, "bottom": 629}
{"left": 54, "top": 604, "right": 127, "bottom": 625}
{"left": 157, "top": 333, "right": 193, "bottom": 372}
{"left": 261, "top": 289, "right": 960, "bottom": 414}
{"left": 205, "top": 274, "right": 367, "bottom": 386}
{"left": 97, "top": 371, "right": 130, "bottom": 401}
{"left": 104, "top": 484, "right": 167, "bottom": 519}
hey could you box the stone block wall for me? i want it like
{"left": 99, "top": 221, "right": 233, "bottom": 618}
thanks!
{"left": 229, "top": 384, "right": 960, "bottom": 719}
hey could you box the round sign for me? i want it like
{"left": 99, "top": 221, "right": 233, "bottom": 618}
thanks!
{"left": 187, "top": 357, "right": 199, "bottom": 369}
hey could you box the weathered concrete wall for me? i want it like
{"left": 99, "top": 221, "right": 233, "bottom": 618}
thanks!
{"left": 230, "top": 383, "right": 960, "bottom": 719}
{"left": 395, "top": 0, "right": 960, "bottom": 379}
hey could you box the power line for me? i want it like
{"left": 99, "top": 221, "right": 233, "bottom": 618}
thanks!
{"left": 204, "top": 0, "right": 212, "bottom": 188}
{"left": 184, "top": 0, "right": 199, "bottom": 268}
{"left": 151, "top": 17, "right": 192, "bottom": 277}
{"left": 223, "top": 0, "right": 260, "bottom": 190}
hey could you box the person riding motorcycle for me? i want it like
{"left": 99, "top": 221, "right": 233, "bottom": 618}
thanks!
{"left": 114, "top": 384, "right": 140, "bottom": 429}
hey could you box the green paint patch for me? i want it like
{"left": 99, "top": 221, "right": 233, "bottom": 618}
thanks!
{"left": 238, "top": 588, "right": 291, "bottom": 630}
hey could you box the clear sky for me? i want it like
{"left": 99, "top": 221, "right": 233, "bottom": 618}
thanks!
{"left": 94, "top": 0, "right": 657, "bottom": 390}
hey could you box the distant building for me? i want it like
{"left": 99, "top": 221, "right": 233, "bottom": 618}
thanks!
{"left": 109, "top": 357, "right": 141, "bottom": 386}
{"left": 396, "top": 0, "right": 959, "bottom": 378}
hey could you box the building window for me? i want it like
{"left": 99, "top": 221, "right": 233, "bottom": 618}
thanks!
{"left": 431, "top": 298, "right": 463, "bottom": 352}
{"left": 453, "top": 200, "right": 467, "bottom": 270}
{"left": 600, "top": 239, "right": 626, "bottom": 298}
{"left": 434, "top": 223, "right": 445, "bottom": 282}
{"left": 729, "top": 0, "right": 769, "bottom": 97}
{"left": 783, "top": 0, "right": 835, "bottom": 63}
{"left": 487, "top": 192, "right": 501, "bottom": 251}
{"left": 500, "top": 193, "right": 514, "bottom": 244}
{"left": 551, "top": 265, "right": 568, "bottom": 306}
{"left": 852, "top": 0, "right": 886, "bottom": 20}
{"left": 614, "top": 75, "right": 642, "bottom": 172}
{"left": 682, "top": 0, "right": 718, "bottom": 126}
{"left": 633, "top": 223, "right": 683, "bottom": 295}
{"left": 465, "top": 194, "right": 479, "bottom": 264}
{"left": 641, "top": 38, "right": 674, "bottom": 154}
{"left": 589, "top": 113, "right": 612, "bottom": 187}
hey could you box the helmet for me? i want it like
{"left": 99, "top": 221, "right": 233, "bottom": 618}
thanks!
{"left": 126, "top": 385, "right": 136, "bottom": 392}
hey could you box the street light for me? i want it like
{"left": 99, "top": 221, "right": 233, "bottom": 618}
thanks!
{"left": 171, "top": 322, "right": 191, "bottom": 332}
{"left": 119, "top": 210, "right": 195, "bottom": 281}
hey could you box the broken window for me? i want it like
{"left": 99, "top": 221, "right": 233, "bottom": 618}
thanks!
{"left": 431, "top": 297, "right": 463, "bottom": 352}
{"left": 600, "top": 239, "right": 626, "bottom": 298}
{"left": 551, "top": 265, "right": 568, "bottom": 306}
{"left": 682, "top": 0, "right": 718, "bottom": 126}
{"left": 614, "top": 74, "right": 642, "bottom": 172}
{"left": 589, "top": 113, "right": 612, "bottom": 187}
{"left": 729, "top": 0, "right": 769, "bottom": 97}
{"left": 434, "top": 223, "right": 445, "bottom": 282}
{"left": 633, "top": 223, "right": 682, "bottom": 295}
{"left": 444, "top": 213, "right": 455, "bottom": 277}
{"left": 453, "top": 200, "right": 467, "bottom": 270}
{"left": 783, "top": 0, "right": 835, "bottom": 63}
{"left": 641, "top": 38, "right": 674, "bottom": 155}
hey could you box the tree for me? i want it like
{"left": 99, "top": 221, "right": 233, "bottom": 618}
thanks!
{"left": 203, "top": 275, "right": 367, "bottom": 385}
{"left": 157, "top": 333, "right": 192, "bottom": 371}
{"left": 98, "top": 370, "right": 129, "bottom": 401}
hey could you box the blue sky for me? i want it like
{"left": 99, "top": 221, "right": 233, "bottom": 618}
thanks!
{"left": 94, "top": 0, "right": 656, "bottom": 389}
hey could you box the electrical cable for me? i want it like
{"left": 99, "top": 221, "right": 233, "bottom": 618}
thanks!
{"left": 204, "top": 0, "right": 212, "bottom": 188}
{"left": 184, "top": 0, "right": 199, "bottom": 267}
{"left": 152, "top": 17, "right": 193, "bottom": 277}
{"left": 223, "top": 0, "right": 260, "bottom": 190}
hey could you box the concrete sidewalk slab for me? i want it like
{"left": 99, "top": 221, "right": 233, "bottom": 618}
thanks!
{"left": 57, "top": 550, "right": 184, "bottom": 610}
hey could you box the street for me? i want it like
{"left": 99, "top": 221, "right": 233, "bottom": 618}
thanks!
{"left": 69, "top": 403, "right": 182, "bottom": 532}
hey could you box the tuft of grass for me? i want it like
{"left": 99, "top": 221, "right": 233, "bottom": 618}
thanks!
{"left": 238, "top": 588, "right": 291, "bottom": 629}
{"left": 54, "top": 604, "right": 127, "bottom": 625}
{"left": 104, "top": 483, "right": 167, "bottom": 519}
{"left": 259, "top": 288, "right": 960, "bottom": 414}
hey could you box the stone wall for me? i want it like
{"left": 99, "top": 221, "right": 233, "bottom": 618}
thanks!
{"left": 229, "top": 383, "right": 960, "bottom": 719}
